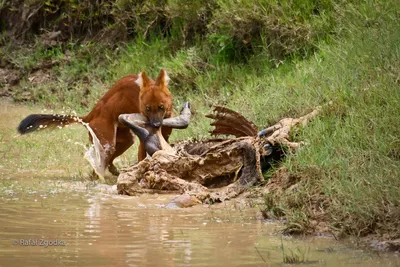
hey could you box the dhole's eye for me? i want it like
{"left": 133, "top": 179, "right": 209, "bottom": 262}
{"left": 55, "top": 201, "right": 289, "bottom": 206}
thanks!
{"left": 146, "top": 106, "right": 151, "bottom": 112}
{"left": 159, "top": 105, "right": 164, "bottom": 110}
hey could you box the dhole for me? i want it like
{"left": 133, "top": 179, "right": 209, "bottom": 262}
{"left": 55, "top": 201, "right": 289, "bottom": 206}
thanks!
{"left": 17, "top": 69, "right": 173, "bottom": 177}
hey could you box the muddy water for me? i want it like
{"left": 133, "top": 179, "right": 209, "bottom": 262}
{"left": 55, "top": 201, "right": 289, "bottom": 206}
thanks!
{"left": 0, "top": 188, "right": 399, "bottom": 267}
{"left": 1, "top": 102, "right": 400, "bottom": 266}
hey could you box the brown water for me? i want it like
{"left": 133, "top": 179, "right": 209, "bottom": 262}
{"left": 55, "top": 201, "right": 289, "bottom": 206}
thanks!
{"left": 0, "top": 180, "right": 399, "bottom": 267}
{"left": 1, "top": 101, "right": 400, "bottom": 266}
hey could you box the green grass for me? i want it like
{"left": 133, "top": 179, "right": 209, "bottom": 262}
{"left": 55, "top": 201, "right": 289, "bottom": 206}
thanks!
{"left": 280, "top": 237, "right": 311, "bottom": 264}
{"left": 1, "top": 0, "right": 399, "bottom": 239}
{"left": 258, "top": 1, "right": 400, "bottom": 238}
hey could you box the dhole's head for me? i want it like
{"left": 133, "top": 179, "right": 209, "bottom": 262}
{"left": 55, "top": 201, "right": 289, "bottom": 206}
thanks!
{"left": 136, "top": 69, "right": 173, "bottom": 128}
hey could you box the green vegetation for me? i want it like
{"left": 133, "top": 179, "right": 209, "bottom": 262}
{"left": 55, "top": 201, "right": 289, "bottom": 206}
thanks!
{"left": 1, "top": 0, "right": 399, "bottom": 240}
{"left": 280, "top": 237, "right": 311, "bottom": 264}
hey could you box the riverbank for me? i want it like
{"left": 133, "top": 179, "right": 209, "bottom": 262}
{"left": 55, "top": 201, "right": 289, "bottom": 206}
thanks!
{"left": 1, "top": 0, "right": 399, "bottom": 251}
{"left": 1, "top": 99, "right": 399, "bottom": 254}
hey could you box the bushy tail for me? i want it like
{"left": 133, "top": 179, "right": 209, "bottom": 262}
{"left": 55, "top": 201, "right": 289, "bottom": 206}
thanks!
{"left": 17, "top": 114, "right": 82, "bottom": 134}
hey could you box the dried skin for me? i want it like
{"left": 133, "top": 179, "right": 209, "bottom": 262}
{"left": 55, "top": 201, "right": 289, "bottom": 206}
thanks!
{"left": 117, "top": 104, "right": 324, "bottom": 204}
{"left": 205, "top": 106, "right": 258, "bottom": 137}
{"left": 118, "top": 138, "right": 263, "bottom": 203}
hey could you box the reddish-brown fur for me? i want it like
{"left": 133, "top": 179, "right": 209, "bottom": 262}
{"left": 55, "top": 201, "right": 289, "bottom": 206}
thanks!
{"left": 17, "top": 69, "right": 173, "bottom": 176}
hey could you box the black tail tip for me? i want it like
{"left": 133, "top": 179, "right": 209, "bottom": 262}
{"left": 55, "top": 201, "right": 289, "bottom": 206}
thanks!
{"left": 17, "top": 114, "right": 41, "bottom": 135}
{"left": 17, "top": 120, "right": 32, "bottom": 135}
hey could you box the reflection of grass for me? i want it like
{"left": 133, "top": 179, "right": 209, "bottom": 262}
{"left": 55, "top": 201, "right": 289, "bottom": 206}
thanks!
{"left": 0, "top": 174, "right": 96, "bottom": 197}
{"left": 280, "top": 237, "right": 310, "bottom": 264}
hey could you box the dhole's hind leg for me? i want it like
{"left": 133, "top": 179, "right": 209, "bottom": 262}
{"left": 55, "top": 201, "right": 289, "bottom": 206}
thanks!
{"left": 108, "top": 127, "right": 135, "bottom": 175}
{"left": 87, "top": 119, "right": 117, "bottom": 179}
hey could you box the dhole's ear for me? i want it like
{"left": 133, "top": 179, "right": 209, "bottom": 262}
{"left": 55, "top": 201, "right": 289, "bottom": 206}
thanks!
{"left": 155, "top": 69, "right": 170, "bottom": 87}
{"left": 135, "top": 71, "right": 151, "bottom": 89}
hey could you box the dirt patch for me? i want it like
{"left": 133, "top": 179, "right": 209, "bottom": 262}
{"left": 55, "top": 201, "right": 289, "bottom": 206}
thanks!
{"left": 369, "top": 239, "right": 400, "bottom": 252}
{"left": 28, "top": 69, "right": 53, "bottom": 85}
{"left": 0, "top": 67, "right": 54, "bottom": 101}
{"left": 0, "top": 68, "right": 21, "bottom": 86}
{"left": 264, "top": 167, "right": 300, "bottom": 192}
{"left": 0, "top": 68, "right": 21, "bottom": 97}
{"left": 0, "top": 57, "right": 62, "bottom": 100}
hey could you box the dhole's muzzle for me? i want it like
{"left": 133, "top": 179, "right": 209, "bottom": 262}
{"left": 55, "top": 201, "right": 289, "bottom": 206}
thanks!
{"left": 148, "top": 112, "right": 164, "bottom": 128}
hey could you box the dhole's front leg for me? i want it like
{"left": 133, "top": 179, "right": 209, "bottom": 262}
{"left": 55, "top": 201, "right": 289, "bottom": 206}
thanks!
{"left": 109, "top": 127, "right": 135, "bottom": 175}
{"left": 161, "top": 126, "right": 173, "bottom": 143}
{"left": 138, "top": 141, "right": 147, "bottom": 161}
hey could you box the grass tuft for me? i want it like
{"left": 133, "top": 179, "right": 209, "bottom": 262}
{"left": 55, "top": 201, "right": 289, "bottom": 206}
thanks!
{"left": 281, "top": 237, "right": 311, "bottom": 264}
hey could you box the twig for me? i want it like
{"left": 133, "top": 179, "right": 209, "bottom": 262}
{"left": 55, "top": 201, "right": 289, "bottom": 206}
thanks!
{"left": 254, "top": 245, "right": 267, "bottom": 265}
